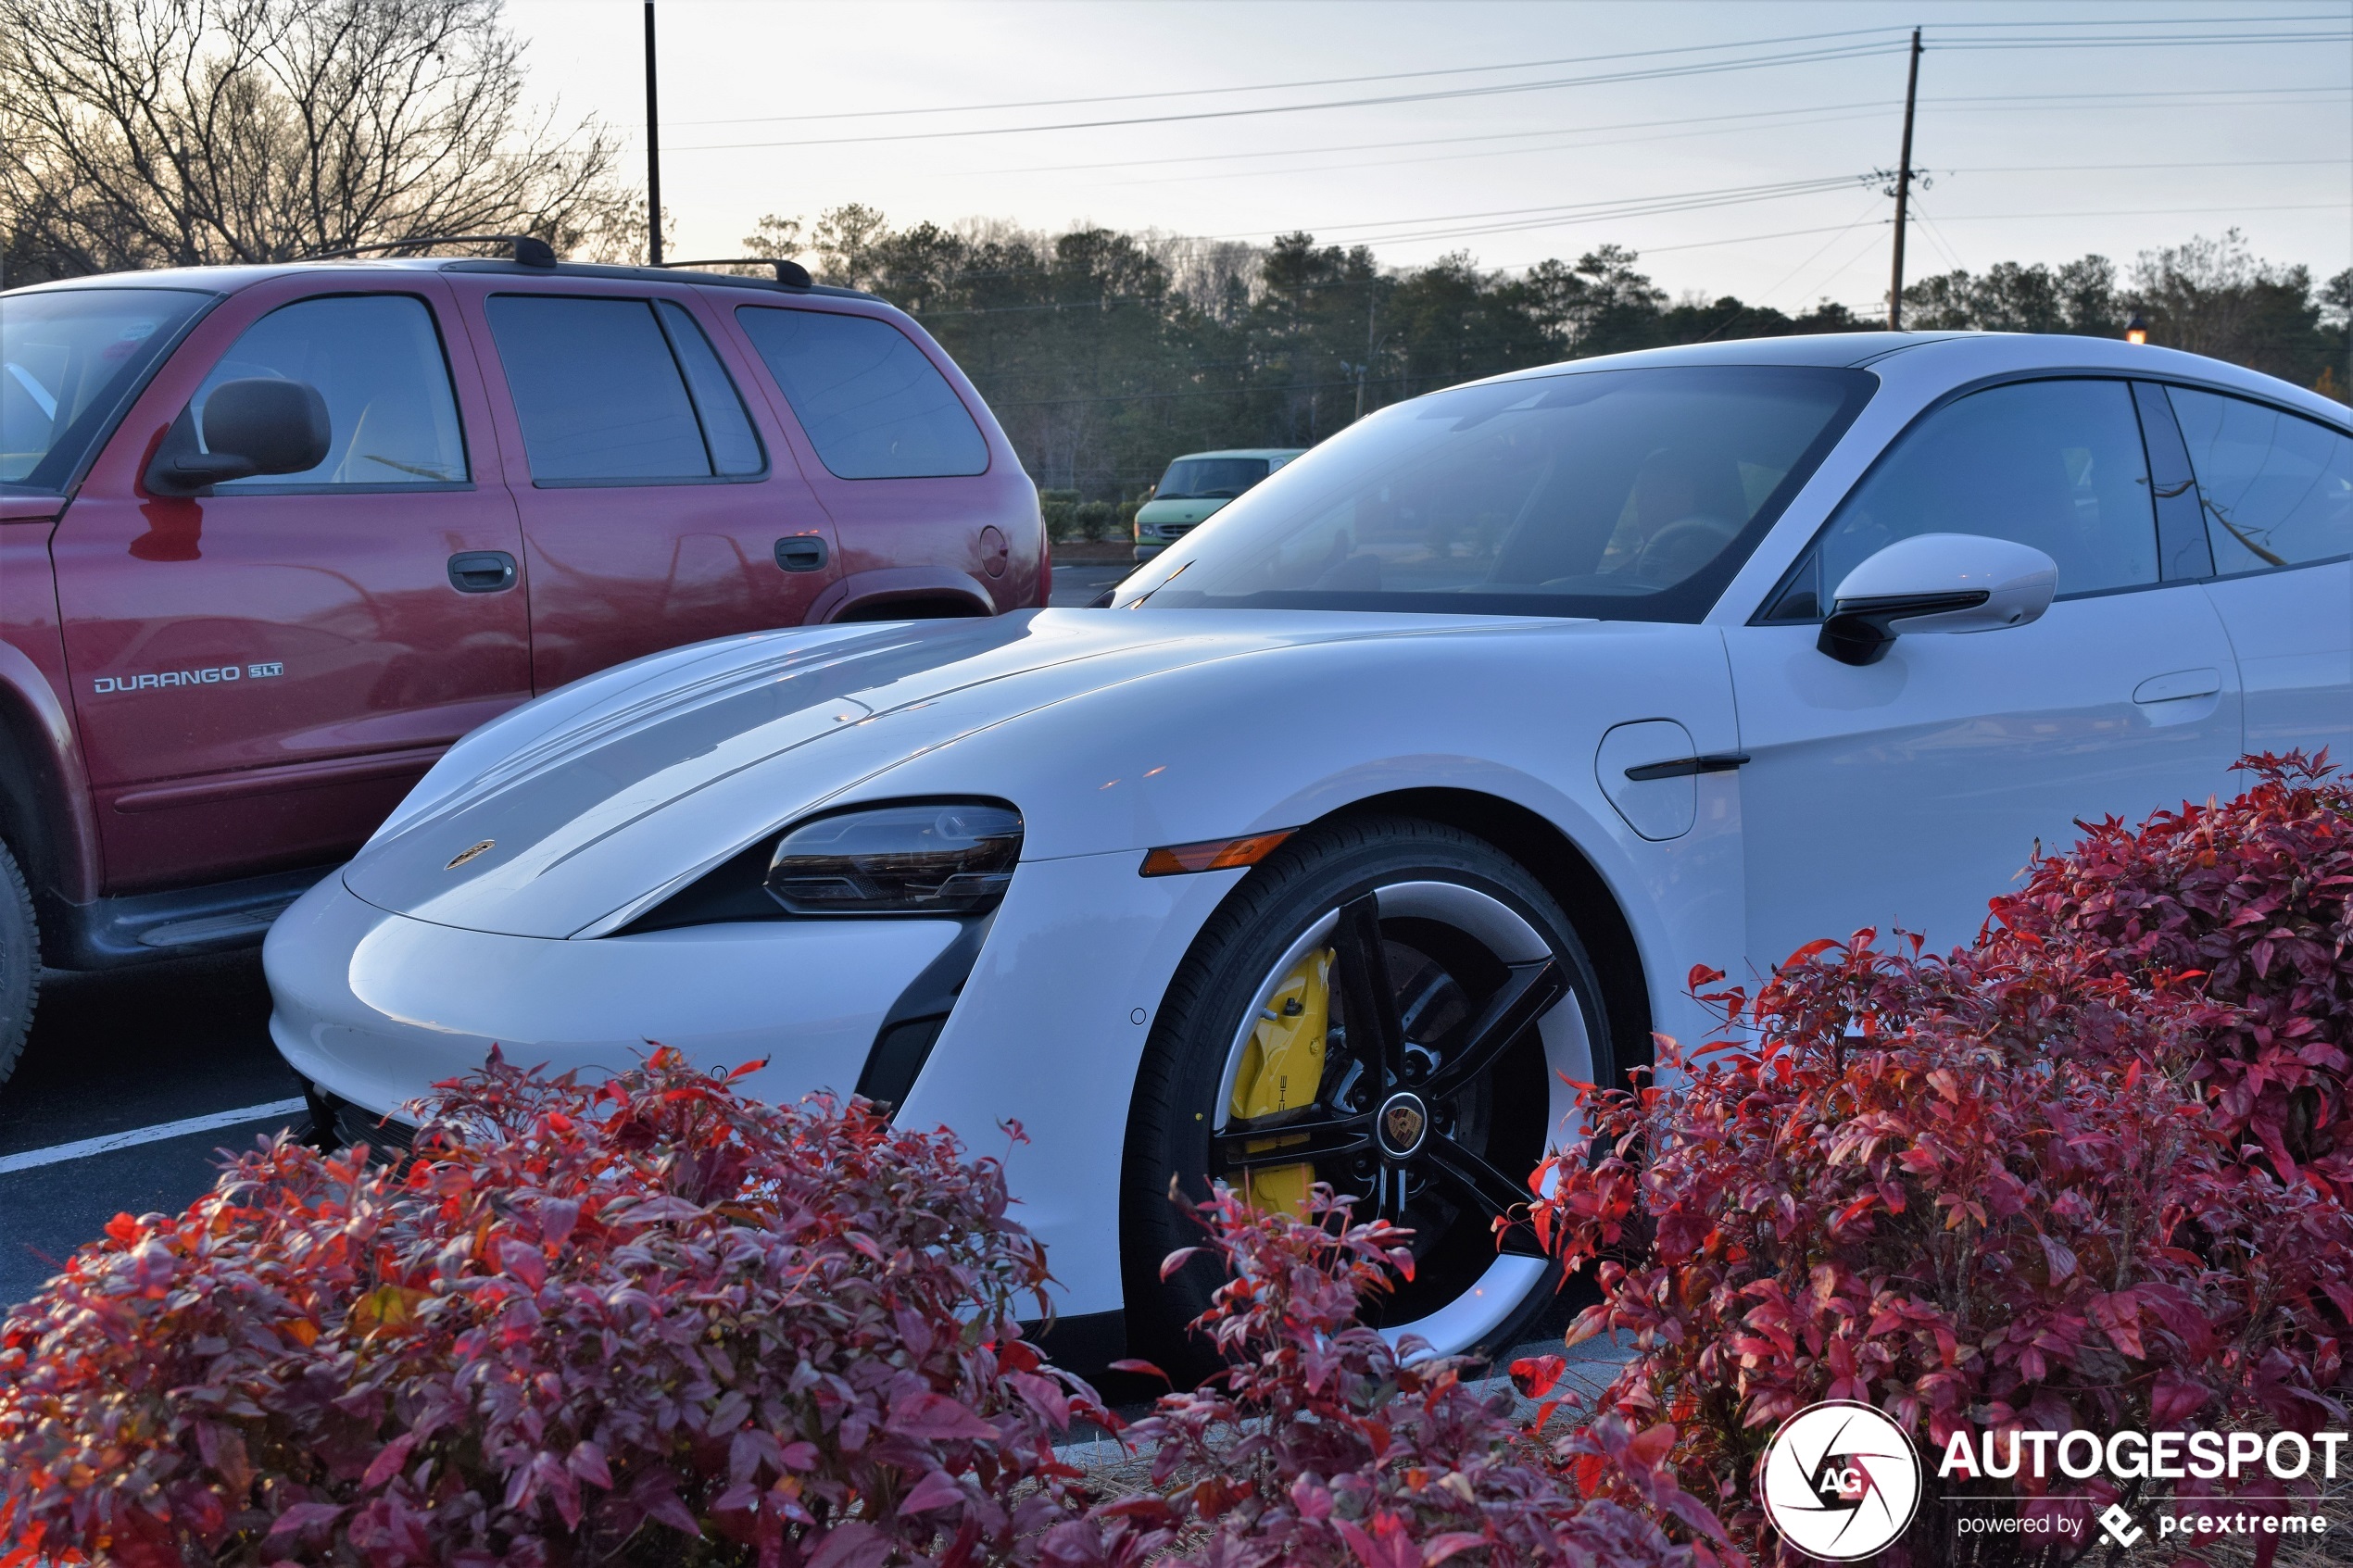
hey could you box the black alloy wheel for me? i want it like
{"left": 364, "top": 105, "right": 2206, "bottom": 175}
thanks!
{"left": 1123, "top": 817, "right": 1612, "bottom": 1379}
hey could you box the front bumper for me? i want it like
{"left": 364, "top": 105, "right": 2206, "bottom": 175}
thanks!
{"left": 265, "top": 874, "right": 962, "bottom": 1120}
{"left": 267, "top": 851, "right": 1248, "bottom": 1322}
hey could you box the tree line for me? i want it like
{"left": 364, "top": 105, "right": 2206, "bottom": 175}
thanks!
{"left": 761, "top": 207, "right": 2348, "bottom": 497}
{"left": 5, "top": 1, "right": 2343, "bottom": 504}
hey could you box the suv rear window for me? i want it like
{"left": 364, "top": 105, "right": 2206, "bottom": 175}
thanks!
{"left": 486, "top": 295, "right": 762, "bottom": 483}
{"left": 736, "top": 307, "right": 987, "bottom": 480}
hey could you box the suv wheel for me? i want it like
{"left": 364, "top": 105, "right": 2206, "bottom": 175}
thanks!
{"left": 0, "top": 839, "right": 37, "bottom": 1090}
{"left": 1122, "top": 817, "right": 1610, "bottom": 1378}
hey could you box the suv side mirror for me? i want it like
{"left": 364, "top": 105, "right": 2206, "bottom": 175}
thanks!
{"left": 146, "top": 378, "right": 331, "bottom": 494}
{"left": 1818, "top": 533, "right": 2058, "bottom": 666}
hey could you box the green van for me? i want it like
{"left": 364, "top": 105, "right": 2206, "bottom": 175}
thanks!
{"left": 1132, "top": 447, "right": 1305, "bottom": 560}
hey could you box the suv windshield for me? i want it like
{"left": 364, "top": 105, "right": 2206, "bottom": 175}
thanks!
{"left": 1123, "top": 365, "right": 1872, "bottom": 621}
{"left": 2, "top": 288, "right": 210, "bottom": 494}
{"left": 1156, "top": 456, "right": 1270, "bottom": 500}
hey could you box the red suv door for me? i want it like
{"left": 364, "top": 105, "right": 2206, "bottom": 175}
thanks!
{"left": 51, "top": 273, "right": 531, "bottom": 890}
{"left": 450, "top": 276, "right": 842, "bottom": 691}
{"left": 727, "top": 299, "right": 1042, "bottom": 616}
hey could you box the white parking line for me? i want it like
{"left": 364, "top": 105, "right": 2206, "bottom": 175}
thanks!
{"left": 0, "top": 1099, "right": 307, "bottom": 1175}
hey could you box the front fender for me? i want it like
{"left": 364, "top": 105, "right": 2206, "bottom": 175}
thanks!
{"left": 0, "top": 596, "right": 103, "bottom": 909}
{"left": 886, "top": 620, "right": 1747, "bottom": 1316}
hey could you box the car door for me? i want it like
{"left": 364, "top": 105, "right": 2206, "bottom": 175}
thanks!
{"left": 728, "top": 301, "right": 1020, "bottom": 615}
{"left": 459, "top": 281, "right": 843, "bottom": 691}
{"left": 2158, "top": 383, "right": 2352, "bottom": 764}
{"left": 1725, "top": 376, "right": 2246, "bottom": 967}
{"left": 52, "top": 276, "right": 531, "bottom": 890}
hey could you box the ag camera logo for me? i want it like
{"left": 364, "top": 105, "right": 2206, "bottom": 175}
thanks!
{"left": 1761, "top": 1400, "right": 1922, "bottom": 1560}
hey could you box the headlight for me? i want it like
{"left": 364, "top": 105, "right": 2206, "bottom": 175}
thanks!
{"left": 765, "top": 801, "right": 1022, "bottom": 915}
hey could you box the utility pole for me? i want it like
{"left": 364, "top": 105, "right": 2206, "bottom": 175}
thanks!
{"left": 1887, "top": 26, "right": 1922, "bottom": 331}
{"left": 644, "top": 0, "right": 662, "bottom": 266}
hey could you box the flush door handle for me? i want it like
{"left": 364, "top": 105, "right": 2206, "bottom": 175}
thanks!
{"left": 447, "top": 550, "right": 517, "bottom": 593}
{"left": 2133, "top": 668, "right": 2222, "bottom": 705}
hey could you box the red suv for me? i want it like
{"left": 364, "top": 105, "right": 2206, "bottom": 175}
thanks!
{"left": 0, "top": 245, "right": 1048, "bottom": 1079}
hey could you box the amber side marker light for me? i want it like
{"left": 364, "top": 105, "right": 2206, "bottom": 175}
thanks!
{"left": 1139, "top": 828, "right": 1296, "bottom": 877}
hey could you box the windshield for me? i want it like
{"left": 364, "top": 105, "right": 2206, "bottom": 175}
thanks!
{"left": 1156, "top": 456, "right": 1270, "bottom": 500}
{"left": 2, "top": 287, "right": 210, "bottom": 493}
{"left": 1120, "top": 365, "right": 1873, "bottom": 621}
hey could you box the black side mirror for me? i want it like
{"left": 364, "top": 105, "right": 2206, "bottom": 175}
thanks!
{"left": 146, "top": 378, "right": 331, "bottom": 494}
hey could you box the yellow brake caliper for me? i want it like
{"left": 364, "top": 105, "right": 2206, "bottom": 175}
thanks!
{"left": 1227, "top": 947, "right": 1332, "bottom": 1217}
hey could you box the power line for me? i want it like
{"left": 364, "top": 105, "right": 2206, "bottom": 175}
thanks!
{"left": 669, "top": 31, "right": 2344, "bottom": 151}
{"left": 970, "top": 84, "right": 2346, "bottom": 181}
{"left": 668, "top": 39, "right": 1919, "bottom": 150}
{"left": 1916, "top": 201, "right": 2353, "bottom": 220}
{"left": 1948, "top": 157, "right": 2351, "bottom": 174}
{"left": 666, "top": 14, "right": 2346, "bottom": 130}
{"left": 1243, "top": 174, "right": 1869, "bottom": 244}
{"left": 665, "top": 23, "right": 1906, "bottom": 127}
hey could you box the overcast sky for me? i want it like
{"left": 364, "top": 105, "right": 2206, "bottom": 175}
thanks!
{"left": 509, "top": 0, "right": 2351, "bottom": 312}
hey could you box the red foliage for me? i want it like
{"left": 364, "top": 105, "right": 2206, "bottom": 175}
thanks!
{"left": 1089, "top": 1185, "right": 1742, "bottom": 1568}
{"left": 1524, "top": 753, "right": 2353, "bottom": 1564}
{"left": 1987, "top": 750, "right": 2353, "bottom": 1190}
{"left": 0, "top": 1048, "right": 1107, "bottom": 1567}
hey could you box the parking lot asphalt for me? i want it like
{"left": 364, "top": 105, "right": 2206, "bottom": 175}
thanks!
{"left": 0, "top": 950, "right": 296, "bottom": 1307}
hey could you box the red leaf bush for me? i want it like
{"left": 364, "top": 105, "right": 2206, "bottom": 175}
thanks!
{"left": 0, "top": 1048, "right": 1107, "bottom": 1566}
{"left": 1989, "top": 750, "right": 2353, "bottom": 1190}
{"left": 1526, "top": 754, "right": 2353, "bottom": 1563}
{"left": 1086, "top": 1184, "right": 1742, "bottom": 1568}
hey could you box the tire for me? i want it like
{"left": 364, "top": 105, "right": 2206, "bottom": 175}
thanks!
{"left": 1122, "top": 816, "right": 1613, "bottom": 1380}
{"left": 0, "top": 838, "right": 38, "bottom": 1092}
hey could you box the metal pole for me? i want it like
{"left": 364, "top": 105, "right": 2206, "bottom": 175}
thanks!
{"left": 1887, "top": 27, "right": 1921, "bottom": 331}
{"left": 645, "top": 0, "right": 662, "bottom": 266}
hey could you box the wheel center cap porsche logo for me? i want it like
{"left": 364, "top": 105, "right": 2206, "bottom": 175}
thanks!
{"left": 1377, "top": 1092, "right": 1429, "bottom": 1160}
{"left": 445, "top": 839, "right": 496, "bottom": 870}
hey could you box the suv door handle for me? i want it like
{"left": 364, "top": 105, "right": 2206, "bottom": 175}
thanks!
{"left": 774, "top": 535, "right": 829, "bottom": 572}
{"left": 447, "top": 550, "right": 518, "bottom": 593}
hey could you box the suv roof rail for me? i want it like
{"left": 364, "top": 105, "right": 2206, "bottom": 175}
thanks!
{"left": 659, "top": 257, "right": 813, "bottom": 288}
{"left": 304, "top": 234, "right": 559, "bottom": 268}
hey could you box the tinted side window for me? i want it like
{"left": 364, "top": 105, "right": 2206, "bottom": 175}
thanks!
{"left": 2167, "top": 386, "right": 2352, "bottom": 573}
{"left": 196, "top": 295, "right": 465, "bottom": 488}
{"left": 735, "top": 307, "right": 988, "bottom": 479}
{"left": 656, "top": 301, "right": 762, "bottom": 476}
{"left": 487, "top": 295, "right": 713, "bottom": 483}
{"left": 1810, "top": 380, "right": 2158, "bottom": 607}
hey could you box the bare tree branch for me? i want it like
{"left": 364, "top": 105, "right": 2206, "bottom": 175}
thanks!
{"left": 0, "top": 0, "right": 640, "bottom": 282}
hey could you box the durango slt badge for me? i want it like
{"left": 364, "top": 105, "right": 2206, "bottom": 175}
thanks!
{"left": 91, "top": 661, "right": 284, "bottom": 694}
{"left": 446, "top": 840, "right": 497, "bottom": 870}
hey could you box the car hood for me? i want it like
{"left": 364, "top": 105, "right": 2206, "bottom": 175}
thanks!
{"left": 342, "top": 609, "right": 1485, "bottom": 939}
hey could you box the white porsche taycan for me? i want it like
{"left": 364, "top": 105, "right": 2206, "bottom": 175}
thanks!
{"left": 268, "top": 332, "right": 2350, "bottom": 1369}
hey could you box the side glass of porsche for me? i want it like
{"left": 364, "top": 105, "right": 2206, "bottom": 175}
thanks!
{"left": 1118, "top": 366, "right": 1873, "bottom": 621}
